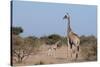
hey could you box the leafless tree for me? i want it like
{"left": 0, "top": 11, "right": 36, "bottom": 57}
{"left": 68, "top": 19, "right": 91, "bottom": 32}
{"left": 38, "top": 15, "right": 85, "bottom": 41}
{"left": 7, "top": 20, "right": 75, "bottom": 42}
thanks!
{"left": 12, "top": 35, "right": 34, "bottom": 63}
{"left": 12, "top": 44, "right": 34, "bottom": 63}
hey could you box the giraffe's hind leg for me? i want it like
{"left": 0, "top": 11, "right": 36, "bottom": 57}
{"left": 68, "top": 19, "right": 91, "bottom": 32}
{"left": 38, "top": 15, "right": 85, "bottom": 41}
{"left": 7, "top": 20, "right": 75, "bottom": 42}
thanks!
{"left": 77, "top": 46, "right": 79, "bottom": 52}
{"left": 75, "top": 46, "right": 80, "bottom": 60}
{"left": 76, "top": 53, "right": 78, "bottom": 59}
{"left": 70, "top": 44, "right": 73, "bottom": 58}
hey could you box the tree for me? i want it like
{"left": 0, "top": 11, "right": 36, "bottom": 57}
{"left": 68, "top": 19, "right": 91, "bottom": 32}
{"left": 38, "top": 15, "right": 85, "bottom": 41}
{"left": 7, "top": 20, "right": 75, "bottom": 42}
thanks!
{"left": 12, "top": 35, "right": 34, "bottom": 63}
{"left": 40, "top": 36, "right": 49, "bottom": 44}
{"left": 47, "top": 34, "right": 61, "bottom": 45}
{"left": 12, "top": 27, "right": 23, "bottom": 35}
{"left": 13, "top": 44, "right": 34, "bottom": 63}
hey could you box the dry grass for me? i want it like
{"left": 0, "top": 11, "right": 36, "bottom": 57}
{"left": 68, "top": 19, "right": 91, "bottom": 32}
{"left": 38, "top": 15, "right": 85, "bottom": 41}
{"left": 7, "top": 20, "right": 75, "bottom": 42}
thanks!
{"left": 12, "top": 43, "right": 97, "bottom": 66}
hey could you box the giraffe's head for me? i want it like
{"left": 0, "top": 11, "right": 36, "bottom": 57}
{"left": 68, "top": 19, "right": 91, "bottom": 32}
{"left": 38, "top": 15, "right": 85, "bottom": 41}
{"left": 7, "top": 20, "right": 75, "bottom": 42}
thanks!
{"left": 63, "top": 13, "right": 70, "bottom": 20}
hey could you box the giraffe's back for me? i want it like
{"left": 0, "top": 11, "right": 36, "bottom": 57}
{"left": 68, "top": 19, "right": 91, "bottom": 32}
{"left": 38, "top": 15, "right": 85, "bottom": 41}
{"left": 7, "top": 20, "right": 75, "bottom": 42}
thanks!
{"left": 68, "top": 32, "right": 80, "bottom": 46}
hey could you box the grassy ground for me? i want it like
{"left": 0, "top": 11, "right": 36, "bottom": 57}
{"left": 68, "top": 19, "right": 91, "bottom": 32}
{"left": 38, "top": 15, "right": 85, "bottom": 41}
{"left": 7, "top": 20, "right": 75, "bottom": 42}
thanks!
{"left": 13, "top": 44, "right": 97, "bottom": 66}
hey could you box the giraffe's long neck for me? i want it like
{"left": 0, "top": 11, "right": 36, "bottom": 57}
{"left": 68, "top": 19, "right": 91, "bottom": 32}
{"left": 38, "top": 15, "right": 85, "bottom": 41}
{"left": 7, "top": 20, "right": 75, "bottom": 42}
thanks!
{"left": 67, "top": 17, "right": 72, "bottom": 35}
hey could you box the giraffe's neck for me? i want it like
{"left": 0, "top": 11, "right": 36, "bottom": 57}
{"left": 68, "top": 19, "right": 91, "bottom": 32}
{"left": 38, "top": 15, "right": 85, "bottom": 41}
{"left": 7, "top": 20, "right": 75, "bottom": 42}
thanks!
{"left": 67, "top": 17, "right": 72, "bottom": 35}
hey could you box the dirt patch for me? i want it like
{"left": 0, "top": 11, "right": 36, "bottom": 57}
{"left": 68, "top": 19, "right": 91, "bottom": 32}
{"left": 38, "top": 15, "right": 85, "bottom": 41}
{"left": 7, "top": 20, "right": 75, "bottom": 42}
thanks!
{"left": 13, "top": 44, "right": 97, "bottom": 66}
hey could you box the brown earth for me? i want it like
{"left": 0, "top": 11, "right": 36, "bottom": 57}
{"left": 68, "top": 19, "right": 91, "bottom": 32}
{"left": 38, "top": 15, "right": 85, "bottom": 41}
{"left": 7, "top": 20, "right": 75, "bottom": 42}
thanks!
{"left": 13, "top": 44, "right": 97, "bottom": 66}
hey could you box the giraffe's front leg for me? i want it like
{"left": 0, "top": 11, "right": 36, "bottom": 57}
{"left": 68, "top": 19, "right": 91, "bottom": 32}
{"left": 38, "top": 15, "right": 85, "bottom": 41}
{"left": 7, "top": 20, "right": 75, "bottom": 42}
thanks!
{"left": 67, "top": 44, "right": 73, "bottom": 61}
{"left": 72, "top": 45, "right": 79, "bottom": 60}
{"left": 72, "top": 45, "right": 77, "bottom": 60}
{"left": 71, "top": 45, "right": 77, "bottom": 60}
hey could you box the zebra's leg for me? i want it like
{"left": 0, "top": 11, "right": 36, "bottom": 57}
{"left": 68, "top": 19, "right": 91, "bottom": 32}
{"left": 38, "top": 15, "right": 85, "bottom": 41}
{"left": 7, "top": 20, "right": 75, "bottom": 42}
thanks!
{"left": 47, "top": 51, "right": 50, "bottom": 56}
{"left": 48, "top": 48, "right": 52, "bottom": 56}
{"left": 51, "top": 48, "right": 56, "bottom": 56}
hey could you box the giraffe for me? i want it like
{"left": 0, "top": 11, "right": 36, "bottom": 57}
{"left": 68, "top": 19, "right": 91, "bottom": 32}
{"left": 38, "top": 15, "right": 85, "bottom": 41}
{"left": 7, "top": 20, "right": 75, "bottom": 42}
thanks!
{"left": 63, "top": 13, "right": 80, "bottom": 60}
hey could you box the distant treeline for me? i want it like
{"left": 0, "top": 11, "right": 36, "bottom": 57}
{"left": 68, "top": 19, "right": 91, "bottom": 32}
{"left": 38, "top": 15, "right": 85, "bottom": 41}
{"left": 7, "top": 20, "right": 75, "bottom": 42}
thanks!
{"left": 12, "top": 26, "right": 97, "bottom": 46}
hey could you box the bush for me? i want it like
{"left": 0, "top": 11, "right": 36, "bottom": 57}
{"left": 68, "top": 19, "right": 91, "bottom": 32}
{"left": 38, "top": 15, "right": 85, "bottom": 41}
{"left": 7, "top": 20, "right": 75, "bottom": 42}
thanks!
{"left": 46, "top": 34, "right": 62, "bottom": 45}
{"left": 80, "top": 35, "right": 97, "bottom": 45}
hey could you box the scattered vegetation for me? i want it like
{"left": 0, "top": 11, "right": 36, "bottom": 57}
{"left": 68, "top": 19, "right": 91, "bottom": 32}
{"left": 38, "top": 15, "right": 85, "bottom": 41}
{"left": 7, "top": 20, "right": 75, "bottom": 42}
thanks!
{"left": 80, "top": 35, "right": 97, "bottom": 61}
{"left": 12, "top": 26, "right": 97, "bottom": 64}
{"left": 80, "top": 35, "right": 97, "bottom": 45}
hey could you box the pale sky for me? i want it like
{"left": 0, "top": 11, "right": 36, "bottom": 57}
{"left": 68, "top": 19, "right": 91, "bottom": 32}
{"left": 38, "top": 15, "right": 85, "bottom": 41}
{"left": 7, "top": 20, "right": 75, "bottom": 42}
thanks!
{"left": 12, "top": 1, "right": 97, "bottom": 37}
